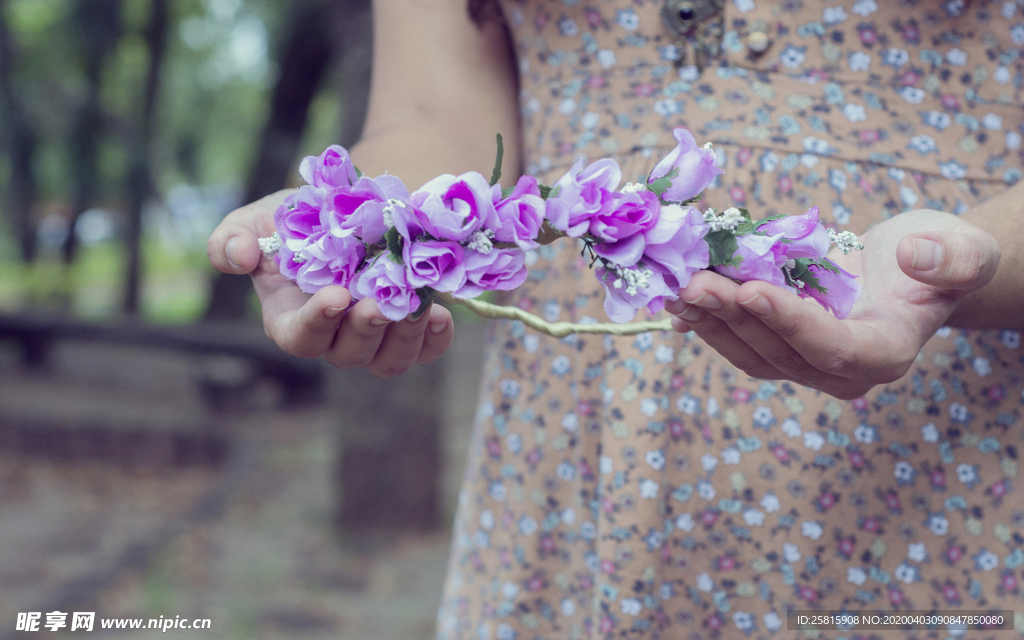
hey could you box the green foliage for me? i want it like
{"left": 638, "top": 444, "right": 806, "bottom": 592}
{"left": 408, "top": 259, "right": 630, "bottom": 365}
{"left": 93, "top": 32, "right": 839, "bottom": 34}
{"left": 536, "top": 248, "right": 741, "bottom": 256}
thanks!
{"left": 706, "top": 230, "right": 741, "bottom": 268}
{"left": 385, "top": 227, "right": 404, "bottom": 260}
{"left": 788, "top": 258, "right": 828, "bottom": 294}
{"left": 647, "top": 167, "right": 677, "bottom": 198}
{"left": 411, "top": 287, "right": 435, "bottom": 319}
{"left": 489, "top": 133, "right": 504, "bottom": 186}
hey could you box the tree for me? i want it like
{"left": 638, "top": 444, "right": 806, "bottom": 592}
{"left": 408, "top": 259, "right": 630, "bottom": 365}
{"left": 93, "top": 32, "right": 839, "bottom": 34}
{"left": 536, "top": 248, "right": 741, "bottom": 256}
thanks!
{"left": 122, "top": 0, "right": 169, "bottom": 314}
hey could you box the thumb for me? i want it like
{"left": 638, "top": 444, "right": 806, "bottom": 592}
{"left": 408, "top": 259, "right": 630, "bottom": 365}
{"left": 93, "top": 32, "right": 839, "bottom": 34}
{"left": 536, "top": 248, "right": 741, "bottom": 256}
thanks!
{"left": 896, "top": 229, "right": 1001, "bottom": 292}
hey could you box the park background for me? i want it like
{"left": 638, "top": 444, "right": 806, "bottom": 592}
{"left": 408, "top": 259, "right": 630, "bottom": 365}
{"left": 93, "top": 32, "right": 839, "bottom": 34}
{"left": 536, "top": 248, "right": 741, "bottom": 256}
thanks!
{"left": 0, "top": 1, "right": 484, "bottom": 637}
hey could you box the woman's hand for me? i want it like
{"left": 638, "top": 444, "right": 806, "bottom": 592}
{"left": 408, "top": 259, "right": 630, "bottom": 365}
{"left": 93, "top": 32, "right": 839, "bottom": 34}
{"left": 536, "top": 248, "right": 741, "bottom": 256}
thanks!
{"left": 207, "top": 189, "right": 455, "bottom": 378}
{"left": 665, "top": 209, "right": 1001, "bottom": 399}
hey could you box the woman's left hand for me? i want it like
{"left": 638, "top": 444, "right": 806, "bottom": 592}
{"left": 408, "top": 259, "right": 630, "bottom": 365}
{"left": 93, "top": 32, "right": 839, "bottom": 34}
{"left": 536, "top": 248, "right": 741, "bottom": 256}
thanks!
{"left": 665, "top": 209, "right": 1001, "bottom": 399}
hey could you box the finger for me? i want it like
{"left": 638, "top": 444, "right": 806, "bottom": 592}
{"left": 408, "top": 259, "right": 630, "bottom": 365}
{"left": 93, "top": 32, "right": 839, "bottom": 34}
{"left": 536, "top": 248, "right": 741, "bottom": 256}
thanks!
{"left": 667, "top": 298, "right": 790, "bottom": 382}
{"left": 367, "top": 306, "right": 433, "bottom": 378}
{"left": 262, "top": 285, "right": 352, "bottom": 359}
{"left": 207, "top": 189, "right": 294, "bottom": 274}
{"left": 680, "top": 272, "right": 844, "bottom": 387}
{"left": 322, "top": 297, "right": 392, "bottom": 369}
{"left": 735, "top": 280, "right": 910, "bottom": 382}
{"left": 896, "top": 230, "right": 1001, "bottom": 291}
{"left": 416, "top": 304, "right": 454, "bottom": 365}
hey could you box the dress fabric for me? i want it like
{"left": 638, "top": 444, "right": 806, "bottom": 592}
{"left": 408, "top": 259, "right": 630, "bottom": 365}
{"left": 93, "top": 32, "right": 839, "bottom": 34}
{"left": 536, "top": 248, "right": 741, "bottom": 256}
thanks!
{"left": 436, "top": 0, "right": 1024, "bottom": 638}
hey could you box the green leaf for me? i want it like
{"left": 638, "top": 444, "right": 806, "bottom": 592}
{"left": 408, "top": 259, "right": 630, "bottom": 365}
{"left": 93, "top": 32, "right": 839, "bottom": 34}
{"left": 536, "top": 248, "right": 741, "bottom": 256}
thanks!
{"left": 539, "top": 184, "right": 560, "bottom": 200}
{"left": 501, "top": 185, "right": 516, "bottom": 199}
{"left": 737, "top": 207, "right": 752, "bottom": 221}
{"left": 354, "top": 165, "right": 364, "bottom": 178}
{"left": 385, "top": 227, "right": 404, "bottom": 260}
{"left": 489, "top": 133, "right": 504, "bottom": 186}
{"left": 706, "top": 230, "right": 740, "bottom": 268}
{"left": 647, "top": 167, "right": 679, "bottom": 198}
{"left": 816, "top": 257, "right": 841, "bottom": 274}
{"left": 791, "top": 258, "right": 828, "bottom": 294}
{"left": 753, "top": 212, "right": 789, "bottom": 229}
{"left": 411, "top": 287, "right": 436, "bottom": 319}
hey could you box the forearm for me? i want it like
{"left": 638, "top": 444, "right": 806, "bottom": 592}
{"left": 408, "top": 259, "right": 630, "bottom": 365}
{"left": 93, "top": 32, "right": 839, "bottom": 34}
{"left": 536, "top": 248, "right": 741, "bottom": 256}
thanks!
{"left": 946, "top": 181, "right": 1024, "bottom": 328}
{"left": 350, "top": 0, "right": 520, "bottom": 190}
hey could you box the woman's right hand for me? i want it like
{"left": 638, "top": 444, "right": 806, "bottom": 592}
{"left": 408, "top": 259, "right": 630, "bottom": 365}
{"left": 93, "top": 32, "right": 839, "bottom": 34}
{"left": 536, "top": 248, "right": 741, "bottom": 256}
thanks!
{"left": 206, "top": 189, "right": 455, "bottom": 378}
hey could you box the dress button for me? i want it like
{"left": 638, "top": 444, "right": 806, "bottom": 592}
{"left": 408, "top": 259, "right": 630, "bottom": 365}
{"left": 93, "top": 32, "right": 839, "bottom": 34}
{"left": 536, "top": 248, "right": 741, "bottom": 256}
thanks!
{"left": 746, "top": 30, "right": 770, "bottom": 54}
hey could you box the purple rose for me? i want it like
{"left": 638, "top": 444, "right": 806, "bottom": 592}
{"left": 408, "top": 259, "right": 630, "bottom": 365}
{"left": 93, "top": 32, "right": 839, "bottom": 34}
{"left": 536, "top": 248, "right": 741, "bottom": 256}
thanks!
{"left": 294, "top": 233, "right": 367, "bottom": 294}
{"left": 328, "top": 174, "right": 409, "bottom": 245}
{"left": 757, "top": 207, "right": 830, "bottom": 259}
{"left": 647, "top": 128, "right": 723, "bottom": 203}
{"left": 641, "top": 204, "right": 710, "bottom": 291}
{"left": 589, "top": 189, "right": 660, "bottom": 243}
{"left": 274, "top": 186, "right": 325, "bottom": 241}
{"left": 595, "top": 265, "right": 672, "bottom": 323}
{"left": 714, "top": 233, "right": 790, "bottom": 287}
{"left": 403, "top": 239, "right": 467, "bottom": 292}
{"left": 353, "top": 253, "right": 421, "bottom": 321}
{"left": 546, "top": 158, "right": 622, "bottom": 238}
{"left": 491, "top": 175, "right": 546, "bottom": 250}
{"left": 399, "top": 172, "right": 498, "bottom": 242}
{"left": 797, "top": 260, "right": 862, "bottom": 320}
{"left": 299, "top": 144, "right": 359, "bottom": 190}
{"left": 453, "top": 248, "right": 528, "bottom": 299}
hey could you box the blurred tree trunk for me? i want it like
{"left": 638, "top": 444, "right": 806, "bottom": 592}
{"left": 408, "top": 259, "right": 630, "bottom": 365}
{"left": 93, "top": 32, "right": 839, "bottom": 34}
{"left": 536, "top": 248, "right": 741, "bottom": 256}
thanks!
{"left": 62, "top": 0, "right": 123, "bottom": 266}
{"left": 0, "top": 0, "right": 39, "bottom": 263}
{"left": 203, "top": 0, "right": 337, "bottom": 320}
{"left": 122, "top": 0, "right": 169, "bottom": 314}
{"left": 203, "top": 0, "right": 373, "bottom": 320}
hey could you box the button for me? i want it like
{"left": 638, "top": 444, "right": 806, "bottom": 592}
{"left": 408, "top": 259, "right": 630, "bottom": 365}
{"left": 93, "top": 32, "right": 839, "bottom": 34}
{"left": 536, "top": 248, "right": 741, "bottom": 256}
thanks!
{"left": 746, "top": 30, "right": 770, "bottom": 53}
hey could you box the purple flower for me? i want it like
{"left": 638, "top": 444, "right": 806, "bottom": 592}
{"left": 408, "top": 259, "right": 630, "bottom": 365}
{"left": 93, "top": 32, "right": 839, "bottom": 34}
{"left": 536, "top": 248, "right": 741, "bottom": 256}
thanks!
{"left": 453, "top": 248, "right": 528, "bottom": 299}
{"left": 798, "top": 260, "right": 862, "bottom": 320}
{"left": 274, "top": 186, "right": 325, "bottom": 241}
{"left": 757, "top": 207, "right": 830, "bottom": 259}
{"left": 714, "top": 233, "right": 790, "bottom": 287}
{"left": 546, "top": 158, "right": 622, "bottom": 238}
{"left": 647, "top": 128, "right": 722, "bottom": 203}
{"left": 492, "top": 175, "right": 546, "bottom": 250}
{"left": 403, "top": 239, "right": 467, "bottom": 292}
{"left": 353, "top": 253, "right": 421, "bottom": 321}
{"left": 589, "top": 189, "right": 660, "bottom": 243}
{"left": 641, "top": 204, "right": 710, "bottom": 291}
{"left": 595, "top": 266, "right": 672, "bottom": 323}
{"left": 328, "top": 174, "right": 409, "bottom": 245}
{"left": 399, "top": 172, "right": 498, "bottom": 242}
{"left": 299, "top": 145, "right": 359, "bottom": 190}
{"left": 294, "top": 233, "right": 367, "bottom": 294}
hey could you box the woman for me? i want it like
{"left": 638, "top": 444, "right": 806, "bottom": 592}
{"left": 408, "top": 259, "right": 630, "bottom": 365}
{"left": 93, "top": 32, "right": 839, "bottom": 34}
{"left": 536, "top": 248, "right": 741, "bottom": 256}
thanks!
{"left": 208, "top": 0, "right": 1024, "bottom": 637}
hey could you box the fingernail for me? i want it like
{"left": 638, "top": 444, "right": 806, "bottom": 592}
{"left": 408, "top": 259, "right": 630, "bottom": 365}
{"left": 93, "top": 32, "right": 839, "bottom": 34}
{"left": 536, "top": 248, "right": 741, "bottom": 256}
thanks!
{"left": 226, "top": 237, "right": 241, "bottom": 269}
{"left": 679, "top": 306, "right": 704, "bottom": 322}
{"left": 429, "top": 320, "right": 448, "bottom": 334}
{"left": 324, "top": 306, "right": 346, "bottom": 319}
{"left": 740, "top": 293, "right": 773, "bottom": 317}
{"left": 370, "top": 317, "right": 391, "bottom": 327}
{"left": 664, "top": 298, "right": 687, "bottom": 315}
{"left": 911, "top": 238, "right": 943, "bottom": 271}
{"left": 684, "top": 292, "right": 722, "bottom": 310}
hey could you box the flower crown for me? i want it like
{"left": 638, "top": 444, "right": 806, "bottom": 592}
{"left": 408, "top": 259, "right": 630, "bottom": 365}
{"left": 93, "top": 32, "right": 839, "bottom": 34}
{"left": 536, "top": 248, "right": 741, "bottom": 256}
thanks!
{"left": 258, "top": 128, "right": 863, "bottom": 337}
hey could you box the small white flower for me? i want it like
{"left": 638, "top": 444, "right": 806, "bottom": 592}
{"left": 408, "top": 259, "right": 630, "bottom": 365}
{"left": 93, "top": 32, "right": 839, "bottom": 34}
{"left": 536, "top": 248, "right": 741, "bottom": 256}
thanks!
{"left": 645, "top": 449, "right": 666, "bottom": 471}
{"left": 802, "top": 136, "right": 832, "bottom": 155}
{"left": 926, "top": 513, "right": 949, "bottom": 536}
{"left": 994, "top": 66, "right": 1012, "bottom": 85}
{"left": 501, "top": 581, "right": 519, "bottom": 600}
{"left": 783, "top": 542, "right": 802, "bottom": 563}
{"left": 939, "top": 159, "right": 968, "bottom": 180}
{"left": 557, "top": 98, "right": 577, "bottom": 115}
{"left": 640, "top": 479, "right": 660, "bottom": 499}
{"left": 701, "top": 453, "right": 719, "bottom": 472}
{"left": 556, "top": 461, "right": 576, "bottom": 481}
{"left": 697, "top": 480, "right": 716, "bottom": 501}
{"left": 908, "top": 542, "right": 928, "bottom": 562}
{"left": 847, "top": 567, "right": 867, "bottom": 585}
{"left": 848, "top": 51, "right": 871, "bottom": 72}
{"left": 600, "top": 455, "right": 614, "bottom": 475}
{"left": 921, "top": 423, "right": 939, "bottom": 443}
{"left": 760, "top": 150, "right": 780, "bottom": 172}
{"left": 653, "top": 98, "right": 679, "bottom": 117}
{"left": 1011, "top": 23, "right": 1024, "bottom": 46}
{"left": 743, "top": 509, "right": 765, "bottom": 526}
{"left": 803, "top": 431, "right": 825, "bottom": 451}
{"left": 761, "top": 492, "right": 781, "bottom": 513}
{"left": 1001, "top": 330, "right": 1021, "bottom": 348}
{"left": 615, "top": 8, "right": 640, "bottom": 31}
{"left": 640, "top": 397, "right": 659, "bottom": 417}
{"left": 733, "top": 611, "right": 754, "bottom": 631}
{"left": 781, "top": 418, "right": 802, "bottom": 438}
{"left": 497, "top": 623, "right": 516, "bottom": 640}
{"left": 561, "top": 508, "right": 575, "bottom": 525}
{"left": 843, "top": 103, "right": 867, "bottom": 123}
{"left": 822, "top": 5, "right": 847, "bottom": 25}
{"left": 884, "top": 47, "right": 909, "bottom": 68}
{"left": 973, "top": 356, "right": 992, "bottom": 377}
{"left": 900, "top": 185, "right": 919, "bottom": 208}
{"left": 597, "top": 49, "right": 617, "bottom": 69}
{"left": 900, "top": 86, "right": 926, "bottom": 104}
{"left": 894, "top": 562, "right": 918, "bottom": 584}
{"left": 1007, "top": 131, "right": 1022, "bottom": 150}
{"left": 481, "top": 510, "right": 495, "bottom": 529}
{"left": 678, "top": 64, "right": 700, "bottom": 81}
{"left": 654, "top": 344, "right": 674, "bottom": 364}
{"left": 854, "top": 423, "right": 878, "bottom": 443}
{"left": 852, "top": 0, "right": 877, "bottom": 15}
{"left": 733, "top": 0, "right": 755, "bottom": 12}
{"left": 581, "top": 111, "right": 600, "bottom": 129}
{"left": 676, "top": 513, "right": 695, "bottom": 532}
{"left": 557, "top": 17, "right": 578, "bottom": 37}
{"left": 721, "top": 448, "right": 741, "bottom": 465}
{"left": 1002, "top": 0, "right": 1017, "bottom": 18}
{"left": 956, "top": 463, "right": 978, "bottom": 485}
{"left": 801, "top": 520, "right": 824, "bottom": 540}
{"left": 764, "top": 612, "right": 782, "bottom": 632}
{"left": 696, "top": 573, "right": 714, "bottom": 592}
{"left": 620, "top": 598, "right": 642, "bottom": 616}
{"left": 780, "top": 44, "right": 807, "bottom": 69}
{"left": 946, "top": 48, "right": 968, "bottom": 66}
{"left": 982, "top": 113, "right": 1003, "bottom": 131}
{"left": 949, "top": 402, "right": 970, "bottom": 422}
{"left": 560, "top": 598, "right": 576, "bottom": 617}
{"left": 518, "top": 515, "right": 538, "bottom": 536}
{"left": 975, "top": 549, "right": 999, "bottom": 571}
{"left": 894, "top": 461, "right": 917, "bottom": 483}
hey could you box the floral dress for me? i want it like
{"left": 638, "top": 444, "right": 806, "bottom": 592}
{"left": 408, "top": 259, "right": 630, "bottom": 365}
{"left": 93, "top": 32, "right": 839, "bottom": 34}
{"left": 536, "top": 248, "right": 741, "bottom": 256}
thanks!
{"left": 437, "top": 0, "right": 1024, "bottom": 638}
